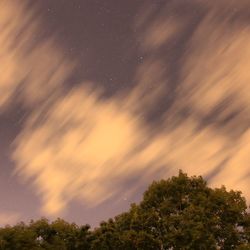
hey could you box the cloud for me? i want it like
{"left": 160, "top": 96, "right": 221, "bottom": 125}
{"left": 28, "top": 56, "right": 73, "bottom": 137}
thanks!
{"left": 13, "top": 86, "right": 147, "bottom": 215}
{"left": 0, "top": 0, "right": 74, "bottom": 111}
{"left": 172, "top": 1, "right": 250, "bottom": 197}
{"left": 0, "top": 212, "right": 20, "bottom": 226}
{"left": 139, "top": 17, "right": 183, "bottom": 51}
{"left": 4, "top": 0, "right": 250, "bottom": 218}
{"left": 12, "top": 85, "right": 232, "bottom": 216}
{"left": 210, "top": 130, "right": 250, "bottom": 196}
{"left": 181, "top": 13, "right": 250, "bottom": 117}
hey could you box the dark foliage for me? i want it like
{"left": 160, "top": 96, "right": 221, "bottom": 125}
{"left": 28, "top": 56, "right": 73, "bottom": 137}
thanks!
{"left": 1, "top": 171, "right": 249, "bottom": 249}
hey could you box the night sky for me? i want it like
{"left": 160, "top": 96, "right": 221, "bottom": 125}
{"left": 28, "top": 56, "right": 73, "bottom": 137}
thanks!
{"left": 0, "top": 0, "right": 250, "bottom": 227}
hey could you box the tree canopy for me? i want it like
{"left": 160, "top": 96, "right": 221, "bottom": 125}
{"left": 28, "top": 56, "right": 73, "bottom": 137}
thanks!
{"left": 0, "top": 171, "right": 249, "bottom": 249}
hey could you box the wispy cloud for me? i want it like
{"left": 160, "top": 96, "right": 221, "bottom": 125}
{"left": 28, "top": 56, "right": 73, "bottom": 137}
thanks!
{"left": 0, "top": 212, "right": 20, "bottom": 226}
{"left": 13, "top": 85, "right": 147, "bottom": 214}
{"left": 0, "top": 0, "right": 74, "bottom": 110}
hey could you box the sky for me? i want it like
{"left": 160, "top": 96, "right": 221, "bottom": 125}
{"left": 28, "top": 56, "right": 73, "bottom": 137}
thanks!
{"left": 0, "top": 0, "right": 250, "bottom": 227}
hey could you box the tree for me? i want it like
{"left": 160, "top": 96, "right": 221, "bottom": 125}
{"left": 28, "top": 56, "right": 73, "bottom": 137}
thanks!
{"left": 0, "top": 222, "right": 39, "bottom": 250}
{"left": 0, "top": 171, "right": 249, "bottom": 249}
{"left": 0, "top": 218, "right": 92, "bottom": 250}
{"left": 110, "top": 171, "right": 250, "bottom": 249}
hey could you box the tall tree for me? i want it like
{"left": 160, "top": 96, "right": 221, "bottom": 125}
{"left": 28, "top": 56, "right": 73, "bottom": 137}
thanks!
{"left": 108, "top": 171, "right": 250, "bottom": 249}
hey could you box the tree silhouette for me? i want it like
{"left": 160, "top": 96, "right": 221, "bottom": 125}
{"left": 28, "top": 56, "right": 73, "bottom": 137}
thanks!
{"left": 0, "top": 171, "right": 249, "bottom": 249}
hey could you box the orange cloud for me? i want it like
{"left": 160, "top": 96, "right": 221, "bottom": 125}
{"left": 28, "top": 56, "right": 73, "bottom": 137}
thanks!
{"left": 0, "top": 1, "right": 74, "bottom": 110}
{"left": 13, "top": 86, "right": 146, "bottom": 214}
{"left": 0, "top": 212, "right": 20, "bottom": 226}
